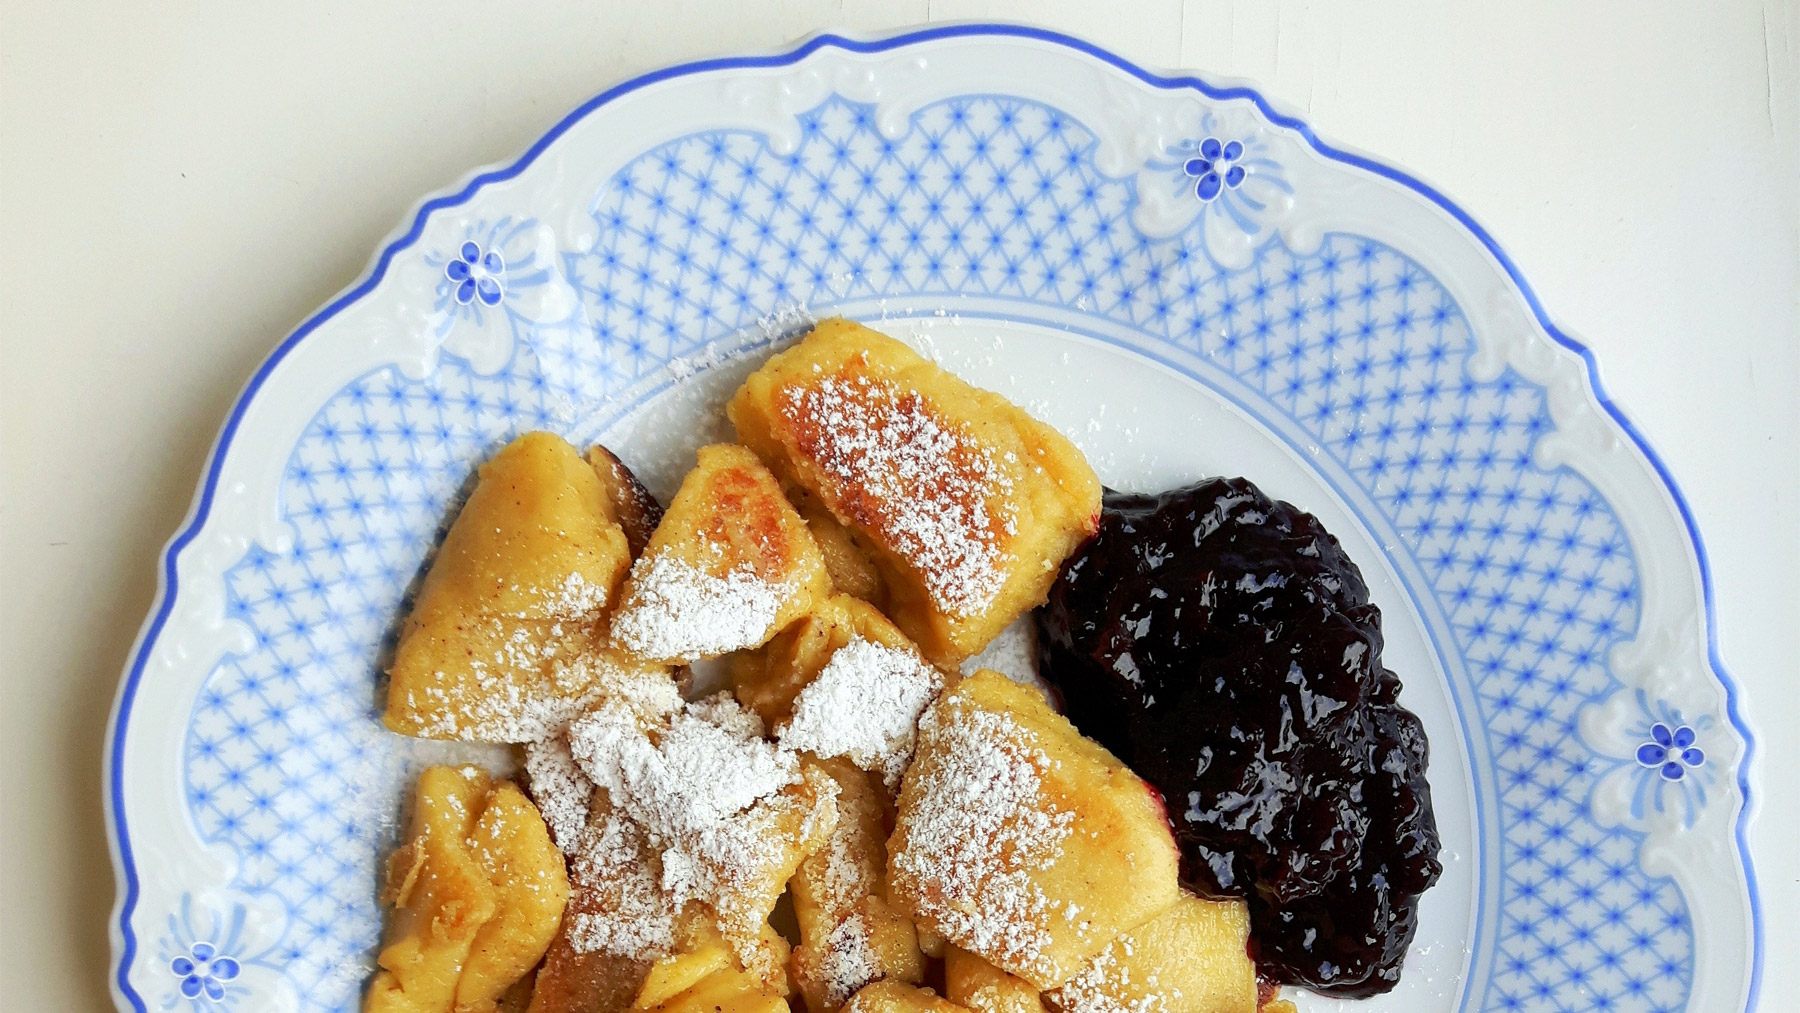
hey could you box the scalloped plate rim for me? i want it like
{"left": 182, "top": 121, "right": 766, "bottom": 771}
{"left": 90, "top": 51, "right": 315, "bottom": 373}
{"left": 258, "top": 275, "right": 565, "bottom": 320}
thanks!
{"left": 101, "top": 22, "right": 1763, "bottom": 1013}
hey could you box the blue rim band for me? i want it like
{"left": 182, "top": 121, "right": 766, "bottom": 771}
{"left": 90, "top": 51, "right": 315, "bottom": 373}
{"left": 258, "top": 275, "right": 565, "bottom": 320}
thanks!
{"left": 104, "top": 23, "right": 1762, "bottom": 1012}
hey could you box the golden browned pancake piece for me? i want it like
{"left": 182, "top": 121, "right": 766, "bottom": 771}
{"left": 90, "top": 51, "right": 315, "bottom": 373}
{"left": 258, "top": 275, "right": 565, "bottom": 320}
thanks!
{"left": 788, "top": 758, "right": 927, "bottom": 1013}
{"left": 365, "top": 767, "right": 570, "bottom": 1013}
{"left": 785, "top": 482, "right": 888, "bottom": 608}
{"left": 887, "top": 672, "right": 1180, "bottom": 989}
{"left": 843, "top": 981, "right": 971, "bottom": 1013}
{"left": 456, "top": 783, "right": 574, "bottom": 1010}
{"left": 384, "top": 432, "right": 635, "bottom": 742}
{"left": 727, "top": 593, "right": 931, "bottom": 729}
{"left": 729, "top": 320, "right": 1099, "bottom": 664}
{"left": 943, "top": 947, "right": 1046, "bottom": 1013}
{"left": 1043, "top": 893, "right": 1255, "bottom": 1013}
{"left": 609, "top": 444, "right": 830, "bottom": 664}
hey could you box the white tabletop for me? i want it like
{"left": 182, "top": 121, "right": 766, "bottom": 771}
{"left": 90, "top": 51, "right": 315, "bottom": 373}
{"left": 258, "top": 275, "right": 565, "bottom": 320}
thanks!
{"left": 2, "top": 2, "right": 1794, "bottom": 1007}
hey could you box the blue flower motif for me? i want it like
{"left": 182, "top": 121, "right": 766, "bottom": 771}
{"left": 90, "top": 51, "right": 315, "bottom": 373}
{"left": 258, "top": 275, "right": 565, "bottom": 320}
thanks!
{"left": 1583, "top": 688, "right": 1719, "bottom": 829}
{"left": 1636, "top": 721, "right": 1705, "bottom": 781}
{"left": 157, "top": 894, "right": 269, "bottom": 1011}
{"left": 1137, "top": 121, "right": 1291, "bottom": 268}
{"left": 170, "top": 940, "right": 241, "bottom": 1001}
{"left": 423, "top": 218, "right": 573, "bottom": 376}
{"left": 1183, "top": 137, "right": 1247, "bottom": 202}
{"left": 445, "top": 240, "right": 506, "bottom": 307}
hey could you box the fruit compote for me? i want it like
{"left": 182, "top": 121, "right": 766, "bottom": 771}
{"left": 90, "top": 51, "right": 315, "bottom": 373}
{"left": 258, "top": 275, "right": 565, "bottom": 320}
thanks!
{"left": 1036, "top": 478, "right": 1441, "bottom": 997}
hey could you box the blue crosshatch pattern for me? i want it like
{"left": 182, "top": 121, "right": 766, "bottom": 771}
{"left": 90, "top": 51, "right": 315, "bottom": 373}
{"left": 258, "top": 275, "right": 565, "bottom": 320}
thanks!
{"left": 181, "top": 93, "right": 1694, "bottom": 1012}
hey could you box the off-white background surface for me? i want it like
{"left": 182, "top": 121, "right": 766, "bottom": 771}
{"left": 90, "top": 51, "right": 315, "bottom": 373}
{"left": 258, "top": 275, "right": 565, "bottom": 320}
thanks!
{"left": 2, "top": 2, "right": 1794, "bottom": 1008}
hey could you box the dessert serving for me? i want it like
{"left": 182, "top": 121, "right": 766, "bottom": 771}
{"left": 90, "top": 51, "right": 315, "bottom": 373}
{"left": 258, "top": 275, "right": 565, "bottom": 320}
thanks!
{"left": 362, "top": 319, "right": 1440, "bottom": 1013}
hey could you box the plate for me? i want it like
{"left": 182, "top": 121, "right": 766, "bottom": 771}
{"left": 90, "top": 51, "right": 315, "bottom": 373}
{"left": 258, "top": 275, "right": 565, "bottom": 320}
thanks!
{"left": 104, "top": 25, "right": 1761, "bottom": 1013}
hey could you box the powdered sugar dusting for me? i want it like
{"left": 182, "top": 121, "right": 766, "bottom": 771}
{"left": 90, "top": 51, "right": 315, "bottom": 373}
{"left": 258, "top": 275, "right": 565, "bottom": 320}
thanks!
{"left": 571, "top": 696, "right": 797, "bottom": 830}
{"left": 814, "top": 810, "right": 877, "bottom": 923}
{"left": 564, "top": 803, "right": 678, "bottom": 958}
{"left": 891, "top": 698, "right": 1074, "bottom": 981}
{"left": 611, "top": 552, "right": 791, "bottom": 661}
{"left": 779, "top": 637, "right": 943, "bottom": 788}
{"left": 779, "top": 372, "right": 1017, "bottom": 617}
{"left": 1051, "top": 944, "right": 1176, "bottom": 1013}
{"left": 686, "top": 690, "right": 767, "bottom": 739}
{"left": 540, "top": 571, "right": 611, "bottom": 622}
{"left": 566, "top": 692, "right": 837, "bottom": 967}
{"left": 818, "top": 912, "right": 881, "bottom": 1007}
{"left": 522, "top": 736, "right": 592, "bottom": 853}
{"left": 583, "top": 653, "right": 684, "bottom": 722}
{"left": 960, "top": 980, "right": 1043, "bottom": 1013}
{"left": 401, "top": 629, "right": 630, "bottom": 743}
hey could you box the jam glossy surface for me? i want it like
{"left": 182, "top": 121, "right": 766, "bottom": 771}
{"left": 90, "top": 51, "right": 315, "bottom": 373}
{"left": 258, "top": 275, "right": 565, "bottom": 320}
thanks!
{"left": 1036, "top": 478, "right": 1441, "bottom": 997}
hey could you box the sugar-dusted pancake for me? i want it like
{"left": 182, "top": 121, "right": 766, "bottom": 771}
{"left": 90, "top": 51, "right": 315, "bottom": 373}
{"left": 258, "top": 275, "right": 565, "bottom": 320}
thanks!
{"left": 610, "top": 444, "right": 830, "bottom": 664}
{"left": 385, "top": 432, "right": 639, "bottom": 742}
{"left": 729, "top": 320, "right": 1100, "bottom": 664}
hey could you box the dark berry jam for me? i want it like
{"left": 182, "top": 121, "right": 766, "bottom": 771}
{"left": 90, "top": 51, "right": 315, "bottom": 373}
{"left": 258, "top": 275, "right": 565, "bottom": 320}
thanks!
{"left": 1036, "top": 478, "right": 1441, "bottom": 997}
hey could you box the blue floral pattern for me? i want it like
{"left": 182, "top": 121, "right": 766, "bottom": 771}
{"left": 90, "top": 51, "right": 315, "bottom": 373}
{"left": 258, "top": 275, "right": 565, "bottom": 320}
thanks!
{"left": 156, "top": 895, "right": 267, "bottom": 1011}
{"left": 426, "top": 220, "right": 547, "bottom": 336}
{"left": 1638, "top": 722, "right": 1705, "bottom": 781}
{"left": 1585, "top": 687, "right": 1720, "bottom": 832}
{"left": 421, "top": 217, "right": 580, "bottom": 376}
{"left": 170, "top": 942, "right": 240, "bottom": 1001}
{"left": 1136, "top": 114, "right": 1293, "bottom": 268}
{"left": 173, "top": 92, "right": 1701, "bottom": 1013}
{"left": 445, "top": 240, "right": 506, "bottom": 306}
{"left": 1183, "top": 136, "right": 1246, "bottom": 201}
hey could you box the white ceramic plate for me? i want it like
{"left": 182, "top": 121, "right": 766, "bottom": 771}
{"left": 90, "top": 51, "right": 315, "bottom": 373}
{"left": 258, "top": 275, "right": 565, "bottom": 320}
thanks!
{"left": 105, "top": 26, "right": 1761, "bottom": 1013}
